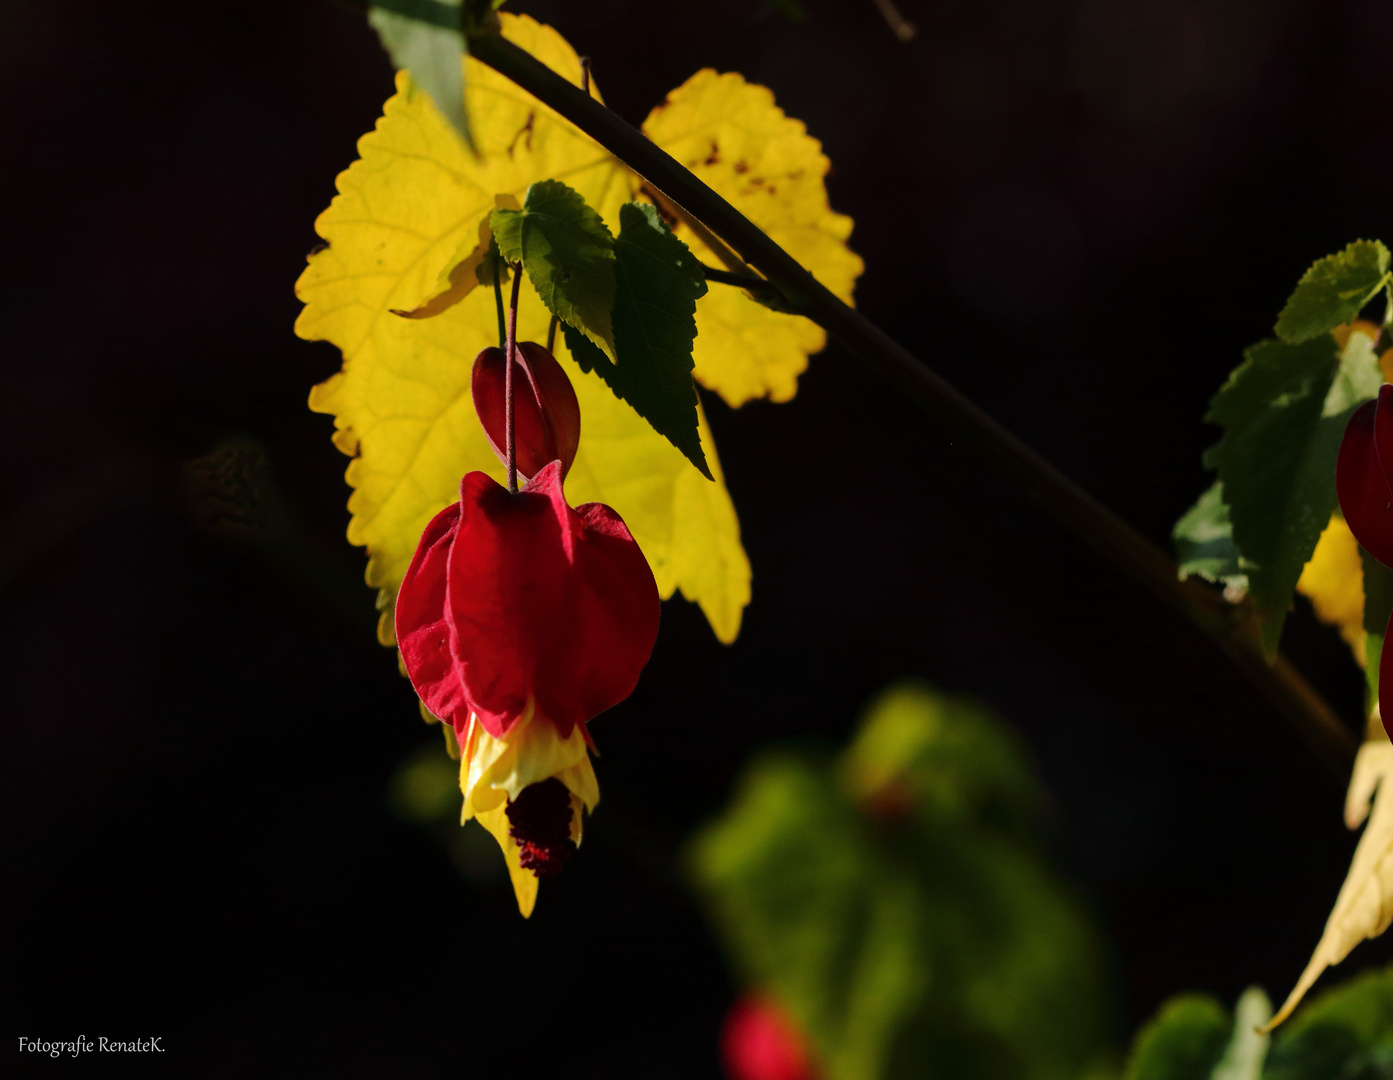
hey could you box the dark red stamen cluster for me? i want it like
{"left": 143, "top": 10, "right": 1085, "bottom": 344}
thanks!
{"left": 506, "top": 778, "right": 577, "bottom": 878}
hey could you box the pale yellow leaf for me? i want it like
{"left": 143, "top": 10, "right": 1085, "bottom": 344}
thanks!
{"left": 641, "top": 69, "right": 864, "bottom": 405}
{"left": 1296, "top": 514, "right": 1366, "bottom": 665}
{"left": 1266, "top": 738, "right": 1393, "bottom": 1030}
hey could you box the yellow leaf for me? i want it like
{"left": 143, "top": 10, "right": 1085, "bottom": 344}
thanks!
{"left": 642, "top": 69, "right": 864, "bottom": 406}
{"left": 295, "top": 14, "right": 753, "bottom": 644}
{"left": 1296, "top": 515, "right": 1366, "bottom": 665}
{"left": 1266, "top": 737, "right": 1393, "bottom": 1030}
{"left": 295, "top": 14, "right": 858, "bottom": 647}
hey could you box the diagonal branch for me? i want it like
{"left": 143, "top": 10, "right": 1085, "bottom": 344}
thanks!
{"left": 465, "top": 30, "right": 1357, "bottom": 781}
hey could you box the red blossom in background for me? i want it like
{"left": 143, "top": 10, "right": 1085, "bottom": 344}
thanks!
{"left": 1337, "top": 382, "right": 1393, "bottom": 716}
{"left": 721, "top": 996, "right": 819, "bottom": 1080}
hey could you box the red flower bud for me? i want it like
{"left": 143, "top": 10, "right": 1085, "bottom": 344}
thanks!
{"left": 1337, "top": 382, "right": 1393, "bottom": 717}
{"left": 1338, "top": 384, "right": 1393, "bottom": 567}
{"left": 472, "top": 342, "right": 582, "bottom": 482}
{"left": 720, "top": 996, "right": 819, "bottom": 1080}
{"left": 394, "top": 460, "right": 660, "bottom": 743}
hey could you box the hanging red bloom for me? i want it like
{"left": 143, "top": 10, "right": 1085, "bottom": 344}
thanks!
{"left": 395, "top": 444, "right": 660, "bottom": 914}
{"left": 1337, "top": 382, "right": 1393, "bottom": 716}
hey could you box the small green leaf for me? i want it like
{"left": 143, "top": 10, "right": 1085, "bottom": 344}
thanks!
{"left": 840, "top": 680, "right": 1042, "bottom": 831}
{"left": 1275, "top": 240, "right": 1391, "bottom": 344}
{"left": 1124, "top": 994, "right": 1232, "bottom": 1080}
{"left": 563, "top": 203, "right": 711, "bottom": 478}
{"left": 1173, "top": 481, "right": 1248, "bottom": 589}
{"left": 1206, "top": 332, "right": 1381, "bottom": 657}
{"left": 368, "top": 1, "right": 473, "bottom": 152}
{"left": 492, "top": 180, "right": 617, "bottom": 362}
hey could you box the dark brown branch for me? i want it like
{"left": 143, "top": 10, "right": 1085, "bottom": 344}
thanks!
{"left": 466, "top": 30, "right": 1358, "bottom": 781}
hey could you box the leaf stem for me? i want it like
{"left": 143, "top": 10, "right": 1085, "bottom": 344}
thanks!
{"left": 699, "top": 262, "right": 778, "bottom": 293}
{"left": 466, "top": 29, "right": 1358, "bottom": 780}
{"left": 546, "top": 313, "right": 559, "bottom": 355}
{"left": 505, "top": 263, "right": 523, "bottom": 495}
{"left": 493, "top": 248, "right": 506, "bottom": 351}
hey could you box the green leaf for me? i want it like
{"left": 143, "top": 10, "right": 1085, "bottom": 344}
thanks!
{"left": 1275, "top": 240, "right": 1391, "bottom": 345}
{"left": 1205, "top": 333, "right": 1381, "bottom": 657}
{"left": 840, "top": 680, "right": 1041, "bottom": 833}
{"left": 687, "top": 681, "right": 1108, "bottom": 1080}
{"left": 1264, "top": 965, "right": 1393, "bottom": 1080}
{"left": 491, "top": 180, "right": 617, "bottom": 362}
{"left": 1124, "top": 995, "right": 1231, "bottom": 1080}
{"left": 1124, "top": 987, "right": 1270, "bottom": 1080}
{"left": 1173, "top": 481, "right": 1248, "bottom": 589}
{"left": 368, "top": 1, "right": 474, "bottom": 152}
{"left": 562, "top": 203, "right": 711, "bottom": 478}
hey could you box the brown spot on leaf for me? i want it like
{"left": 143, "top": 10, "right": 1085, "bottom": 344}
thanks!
{"left": 704, "top": 139, "right": 720, "bottom": 166}
{"left": 733, "top": 160, "right": 749, "bottom": 174}
{"left": 507, "top": 111, "right": 536, "bottom": 158}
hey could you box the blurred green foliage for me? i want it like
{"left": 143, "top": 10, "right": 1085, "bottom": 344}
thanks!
{"left": 1127, "top": 969, "right": 1393, "bottom": 1080}
{"left": 1124, "top": 988, "right": 1270, "bottom": 1080}
{"left": 688, "top": 680, "right": 1110, "bottom": 1080}
{"left": 1263, "top": 967, "right": 1393, "bottom": 1080}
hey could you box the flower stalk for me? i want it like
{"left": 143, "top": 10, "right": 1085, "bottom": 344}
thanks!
{"left": 465, "top": 26, "right": 1357, "bottom": 781}
{"left": 504, "top": 262, "right": 523, "bottom": 494}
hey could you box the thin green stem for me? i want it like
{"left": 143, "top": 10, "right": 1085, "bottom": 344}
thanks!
{"left": 467, "top": 28, "right": 1357, "bottom": 779}
{"left": 700, "top": 262, "right": 779, "bottom": 294}
{"left": 493, "top": 249, "right": 506, "bottom": 352}
{"left": 505, "top": 263, "right": 523, "bottom": 495}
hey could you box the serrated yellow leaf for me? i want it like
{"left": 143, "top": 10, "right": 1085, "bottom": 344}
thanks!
{"left": 1266, "top": 737, "right": 1393, "bottom": 1030}
{"left": 1297, "top": 515, "right": 1366, "bottom": 664}
{"left": 295, "top": 15, "right": 751, "bottom": 644}
{"left": 295, "top": 13, "right": 858, "bottom": 648}
{"left": 641, "top": 69, "right": 864, "bottom": 405}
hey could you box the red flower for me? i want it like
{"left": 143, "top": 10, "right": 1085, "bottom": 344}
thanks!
{"left": 1337, "top": 382, "right": 1393, "bottom": 714}
{"left": 721, "top": 996, "right": 819, "bottom": 1080}
{"left": 397, "top": 459, "right": 658, "bottom": 742}
{"left": 394, "top": 455, "right": 659, "bottom": 914}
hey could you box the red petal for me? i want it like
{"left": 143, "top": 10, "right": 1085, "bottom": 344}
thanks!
{"left": 394, "top": 502, "right": 469, "bottom": 731}
{"left": 1338, "top": 386, "right": 1393, "bottom": 567}
{"left": 443, "top": 463, "right": 659, "bottom": 739}
{"left": 471, "top": 343, "right": 581, "bottom": 481}
{"left": 566, "top": 498, "right": 663, "bottom": 722}
{"left": 720, "top": 996, "right": 817, "bottom": 1080}
{"left": 519, "top": 342, "right": 581, "bottom": 478}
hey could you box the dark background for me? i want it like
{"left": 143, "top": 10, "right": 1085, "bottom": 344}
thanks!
{"left": 4, "top": 0, "right": 1392, "bottom": 1075}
